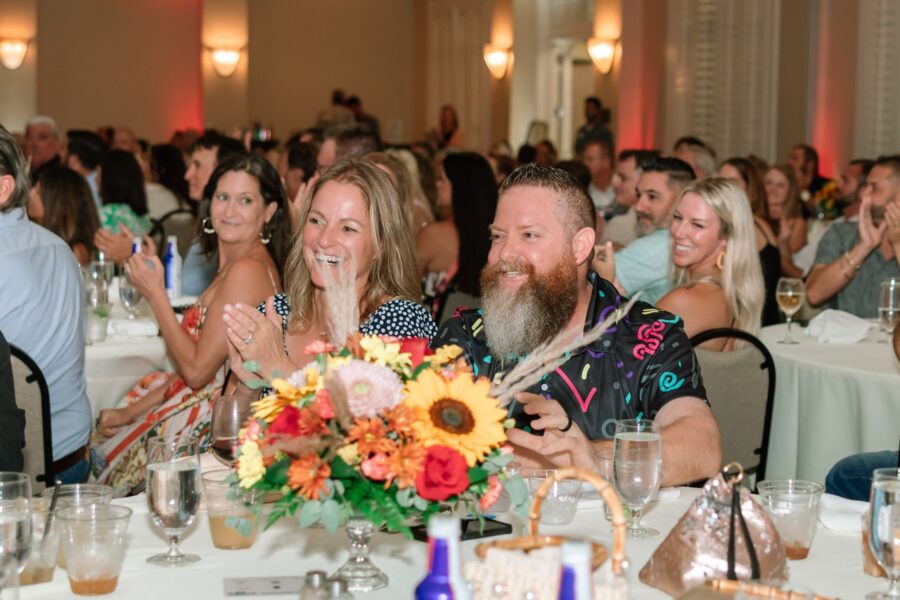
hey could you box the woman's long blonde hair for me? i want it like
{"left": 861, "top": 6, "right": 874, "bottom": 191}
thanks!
{"left": 284, "top": 158, "right": 421, "bottom": 332}
{"left": 673, "top": 177, "right": 764, "bottom": 335}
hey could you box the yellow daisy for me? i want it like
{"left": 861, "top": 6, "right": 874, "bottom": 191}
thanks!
{"left": 251, "top": 368, "right": 321, "bottom": 423}
{"left": 404, "top": 369, "right": 508, "bottom": 467}
{"left": 237, "top": 441, "right": 265, "bottom": 488}
{"left": 359, "top": 336, "right": 411, "bottom": 371}
{"left": 427, "top": 344, "right": 464, "bottom": 367}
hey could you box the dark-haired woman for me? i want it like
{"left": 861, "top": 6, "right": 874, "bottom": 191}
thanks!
{"left": 416, "top": 152, "right": 498, "bottom": 319}
{"left": 28, "top": 166, "right": 99, "bottom": 265}
{"left": 98, "top": 149, "right": 152, "bottom": 236}
{"left": 90, "top": 154, "right": 291, "bottom": 495}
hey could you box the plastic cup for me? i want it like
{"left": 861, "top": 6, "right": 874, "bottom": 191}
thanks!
{"left": 19, "top": 498, "right": 59, "bottom": 586}
{"left": 202, "top": 469, "right": 262, "bottom": 550}
{"left": 524, "top": 469, "right": 582, "bottom": 526}
{"left": 85, "top": 305, "right": 110, "bottom": 345}
{"left": 57, "top": 504, "right": 132, "bottom": 595}
{"left": 42, "top": 484, "right": 114, "bottom": 568}
{"left": 757, "top": 480, "right": 823, "bottom": 560}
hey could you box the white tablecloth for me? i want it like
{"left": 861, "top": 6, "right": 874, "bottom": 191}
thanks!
{"left": 20, "top": 487, "right": 879, "bottom": 599}
{"left": 760, "top": 324, "right": 900, "bottom": 484}
{"left": 84, "top": 281, "right": 170, "bottom": 416}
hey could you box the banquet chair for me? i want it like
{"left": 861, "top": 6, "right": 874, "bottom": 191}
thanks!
{"left": 690, "top": 328, "right": 776, "bottom": 489}
{"left": 150, "top": 208, "right": 196, "bottom": 259}
{"left": 9, "top": 345, "right": 54, "bottom": 494}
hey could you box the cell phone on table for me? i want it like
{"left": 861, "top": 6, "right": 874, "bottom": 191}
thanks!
{"left": 410, "top": 517, "right": 512, "bottom": 542}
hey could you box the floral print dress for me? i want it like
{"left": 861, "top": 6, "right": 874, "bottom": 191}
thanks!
{"left": 89, "top": 302, "right": 223, "bottom": 496}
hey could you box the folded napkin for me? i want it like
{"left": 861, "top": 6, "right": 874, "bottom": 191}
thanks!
{"left": 818, "top": 493, "right": 867, "bottom": 533}
{"left": 804, "top": 309, "right": 874, "bottom": 344}
{"left": 107, "top": 317, "right": 158, "bottom": 338}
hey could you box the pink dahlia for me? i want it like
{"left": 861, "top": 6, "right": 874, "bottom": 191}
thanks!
{"left": 327, "top": 359, "right": 404, "bottom": 419}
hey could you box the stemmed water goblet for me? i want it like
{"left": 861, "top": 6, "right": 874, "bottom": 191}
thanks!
{"left": 119, "top": 276, "right": 143, "bottom": 319}
{"left": 0, "top": 473, "right": 33, "bottom": 597}
{"left": 878, "top": 278, "right": 899, "bottom": 341}
{"left": 866, "top": 468, "right": 900, "bottom": 599}
{"left": 209, "top": 394, "right": 253, "bottom": 469}
{"left": 146, "top": 435, "right": 202, "bottom": 566}
{"left": 613, "top": 419, "right": 662, "bottom": 538}
{"left": 776, "top": 277, "right": 805, "bottom": 344}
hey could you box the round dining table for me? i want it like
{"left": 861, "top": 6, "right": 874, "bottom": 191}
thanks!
{"left": 19, "top": 485, "right": 880, "bottom": 599}
{"left": 759, "top": 323, "right": 900, "bottom": 484}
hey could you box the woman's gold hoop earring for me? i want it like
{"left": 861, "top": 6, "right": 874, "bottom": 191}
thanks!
{"left": 202, "top": 217, "right": 215, "bottom": 234}
{"left": 716, "top": 250, "right": 726, "bottom": 270}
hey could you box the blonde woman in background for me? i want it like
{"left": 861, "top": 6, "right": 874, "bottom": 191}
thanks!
{"left": 386, "top": 148, "right": 434, "bottom": 231}
{"left": 367, "top": 151, "right": 433, "bottom": 234}
{"left": 656, "top": 177, "right": 764, "bottom": 351}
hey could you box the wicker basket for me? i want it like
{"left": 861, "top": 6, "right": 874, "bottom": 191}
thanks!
{"left": 475, "top": 466, "right": 627, "bottom": 574}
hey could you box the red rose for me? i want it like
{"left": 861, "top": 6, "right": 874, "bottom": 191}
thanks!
{"left": 415, "top": 445, "right": 470, "bottom": 501}
{"left": 400, "top": 337, "right": 432, "bottom": 369}
{"left": 269, "top": 405, "right": 301, "bottom": 437}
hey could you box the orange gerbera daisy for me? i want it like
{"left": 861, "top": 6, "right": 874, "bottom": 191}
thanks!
{"left": 383, "top": 404, "right": 417, "bottom": 441}
{"left": 296, "top": 406, "right": 328, "bottom": 436}
{"left": 287, "top": 454, "right": 332, "bottom": 500}
{"left": 386, "top": 442, "right": 426, "bottom": 489}
{"left": 345, "top": 418, "right": 394, "bottom": 456}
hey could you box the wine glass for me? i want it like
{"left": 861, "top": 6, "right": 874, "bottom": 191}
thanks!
{"left": 776, "top": 277, "right": 805, "bottom": 344}
{"left": 0, "top": 473, "right": 33, "bottom": 597}
{"left": 119, "top": 277, "right": 143, "bottom": 320}
{"left": 209, "top": 394, "right": 253, "bottom": 468}
{"left": 879, "top": 279, "right": 899, "bottom": 338}
{"left": 866, "top": 467, "right": 900, "bottom": 599}
{"left": 613, "top": 419, "right": 662, "bottom": 538}
{"left": 145, "top": 435, "right": 202, "bottom": 566}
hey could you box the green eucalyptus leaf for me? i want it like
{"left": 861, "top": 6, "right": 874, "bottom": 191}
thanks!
{"left": 504, "top": 476, "right": 529, "bottom": 509}
{"left": 299, "top": 500, "right": 322, "bottom": 527}
{"left": 245, "top": 378, "right": 268, "bottom": 390}
{"left": 224, "top": 515, "right": 254, "bottom": 537}
{"left": 242, "top": 360, "right": 261, "bottom": 373}
{"left": 321, "top": 499, "right": 341, "bottom": 533}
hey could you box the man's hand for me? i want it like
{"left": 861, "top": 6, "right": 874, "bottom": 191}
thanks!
{"left": 591, "top": 241, "right": 617, "bottom": 283}
{"left": 859, "top": 197, "right": 888, "bottom": 251}
{"left": 505, "top": 392, "right": 594, "bottom": 469}
{"left": 884, "top": 201, "right": 900, "bottom": 247}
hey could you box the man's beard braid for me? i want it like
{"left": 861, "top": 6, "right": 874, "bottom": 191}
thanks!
{"left": 480, "top": 253, "right": 580, "bottom": 362}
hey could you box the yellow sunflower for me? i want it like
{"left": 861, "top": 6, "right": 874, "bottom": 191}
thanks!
{"left": 404, "top": 369, "right": 507, "bottom": 466}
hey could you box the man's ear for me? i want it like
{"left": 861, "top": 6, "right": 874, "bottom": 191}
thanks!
{"left": 571, "top": 226, "right": 596, "bottom": 266}
{"left": 0, "top": 174, "right": 15, "bottom": 208}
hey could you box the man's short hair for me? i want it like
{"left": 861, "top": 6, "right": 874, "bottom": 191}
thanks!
{"left": 499, "top": 163, "right": 595, "bottom": 237}
{"left": 640, "top": 156, "right": 696, "bottom": 190}
{"left": 874, "top": 155, "right": 900, "bottom": 179}
{"left": 286, "top": 142, "right": 318, "bottom": 183}
{"left": 583, "top": 138, "right": 613, "bottom": 157}
{"left": 585, "top": 96, "right": 602, "bottom": 109}
{"left": 334, "top": 125, "right": 381, "bottom": 160}
{"left": 345, "top": 96, "right": 361, "bottom": 109}
{"left": 192, "top": 133, "right": 246, "bottom": 163}
{"left": 849, "top": 158, "right": 875, "bottom": 180}
{"left": 617, "top": 149, "right": 660, "bottom": 170}
{"left": 554, "top": 160, "right": 591, "bottom": 191}
{"left": 26, "top": 115, "right": 59, "bottom": 137}
{"left": 66, "top": 130, "right": 108, "bottom": 170}
{"left": 0, "top": 126, "right": 31, "bottom": 212}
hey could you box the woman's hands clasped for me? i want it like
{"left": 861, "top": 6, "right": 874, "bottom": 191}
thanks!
{"left": 223, "top": 296, "right": 289, "bottom": 384}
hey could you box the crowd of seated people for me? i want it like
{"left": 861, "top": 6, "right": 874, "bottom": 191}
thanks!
{"left": 1, "top": 91, "right": 898, "bottom": 494}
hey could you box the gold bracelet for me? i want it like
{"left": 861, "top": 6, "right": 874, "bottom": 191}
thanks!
{"left": 843, "top": 252, "right": 862, "bottom": 271}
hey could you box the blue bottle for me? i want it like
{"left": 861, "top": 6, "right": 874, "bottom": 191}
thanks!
{"left": 557, "top": 540, "right": 593, "bottom": 600}
{"left": 163, "top": 235, "right": 182, "bottom": 300}
{"left": 415, "top": 516, "right": 470, "bottom": 600}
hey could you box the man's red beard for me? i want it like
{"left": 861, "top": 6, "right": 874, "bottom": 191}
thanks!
{"left": 479, "top": 254, "right": 579, "bottom": 360}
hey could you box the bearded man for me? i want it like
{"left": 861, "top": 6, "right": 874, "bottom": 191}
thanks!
{"left": 432, "top": 164, "right": 721, "bottom": 486}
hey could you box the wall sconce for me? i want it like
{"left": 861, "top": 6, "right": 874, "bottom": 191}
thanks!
{"left": 587, "top": 38, "right": 617, "bottom": 75}
{"left": 208, "top": 47, "right": 242, "bottom": 78}
{"left": 483, "top": 44, "right": 513, "bottom": 80}
{"left": 0, "top": 39, "right": 29, "bottom": 70}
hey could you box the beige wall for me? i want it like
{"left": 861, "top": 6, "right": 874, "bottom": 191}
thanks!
{"left": 776, "top": 0, "right": 813, "bottom": 164}
{"left": 247, "top": 0, "right": 416, "bottom": 144}
{"left": 592, "top": 0, "right": 621, "bottom": 147}
{"left": 203, "top": 0, "right": 248, "bottom": 133}
{"left": 36, "top": 0, "right": 202, "bottom": 142}
{"left": 0, "top": 0, "right": 37, "bottom": 133}
{"left": 488, "top": 0, "right": 512, "bottom": 147}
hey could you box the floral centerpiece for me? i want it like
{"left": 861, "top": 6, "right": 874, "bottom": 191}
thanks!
{"left": 235, "top": 334, "right": 529, "bottom": 536}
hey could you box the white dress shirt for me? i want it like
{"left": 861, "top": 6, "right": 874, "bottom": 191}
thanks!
{"left": 0, "top": 208, "right": 91, "bottom": 460}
